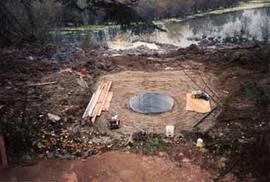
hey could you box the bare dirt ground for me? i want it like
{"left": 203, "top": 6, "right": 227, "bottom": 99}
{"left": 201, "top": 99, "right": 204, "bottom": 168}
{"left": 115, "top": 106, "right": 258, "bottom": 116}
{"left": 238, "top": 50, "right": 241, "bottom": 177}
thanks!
{"left": 98, "top": 70, "right": 218, "bottom": 135}
{"left": 0, "top": 43, "right": 269, "bottom": 181}
{"left": 0, "top": 151, "right": 214, "bottom": 182}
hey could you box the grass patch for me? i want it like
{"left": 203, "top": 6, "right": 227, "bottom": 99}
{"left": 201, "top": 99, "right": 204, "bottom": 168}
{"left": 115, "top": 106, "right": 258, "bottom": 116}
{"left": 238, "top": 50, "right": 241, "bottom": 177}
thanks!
{"left": 159, "top": 1, "right": 270, "bottom": 24}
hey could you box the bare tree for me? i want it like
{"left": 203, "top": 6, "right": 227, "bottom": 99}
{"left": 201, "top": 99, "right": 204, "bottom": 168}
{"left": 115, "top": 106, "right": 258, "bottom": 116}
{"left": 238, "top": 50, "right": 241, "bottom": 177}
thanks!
{"left": 260, "top": 10, "right": 270, "bottom": 43}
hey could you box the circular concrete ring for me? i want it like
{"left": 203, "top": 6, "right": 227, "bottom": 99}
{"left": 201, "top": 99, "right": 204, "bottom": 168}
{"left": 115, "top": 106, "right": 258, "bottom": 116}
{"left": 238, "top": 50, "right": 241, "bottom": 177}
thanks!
{"left": 129, "top": 93, "right": 174, "bottom": 114}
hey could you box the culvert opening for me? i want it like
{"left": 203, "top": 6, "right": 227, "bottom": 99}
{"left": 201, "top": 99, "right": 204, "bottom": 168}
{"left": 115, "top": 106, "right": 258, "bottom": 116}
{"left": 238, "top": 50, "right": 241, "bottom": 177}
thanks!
{"left": 129, "top": 93, "right": 174, "bottom": 114}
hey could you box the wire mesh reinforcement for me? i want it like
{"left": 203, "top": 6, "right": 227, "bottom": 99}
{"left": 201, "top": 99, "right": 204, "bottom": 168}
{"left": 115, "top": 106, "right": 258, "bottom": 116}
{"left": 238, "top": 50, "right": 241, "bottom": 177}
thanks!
{"left": 129, "top": 93, "right": 174, "bottom": 114}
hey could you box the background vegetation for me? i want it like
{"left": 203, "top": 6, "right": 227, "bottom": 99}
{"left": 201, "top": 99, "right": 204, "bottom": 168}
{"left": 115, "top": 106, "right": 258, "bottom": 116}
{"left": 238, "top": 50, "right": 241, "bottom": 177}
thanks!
{"left": 0, "top": 0, "right": 243, "bottom": 47}
{"left": 135, "top": 0, "right": 244, "bottom": 19}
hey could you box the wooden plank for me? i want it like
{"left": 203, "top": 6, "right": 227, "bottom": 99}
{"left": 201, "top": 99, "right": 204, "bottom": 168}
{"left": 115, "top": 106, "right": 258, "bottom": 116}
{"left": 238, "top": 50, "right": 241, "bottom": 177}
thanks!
{"left": 91, "top": 81, "right": 107, "bottom": 123}
{"left": 93, "top": 81, "right": 110, "bottom": 119}
{"left": 104, "top": 92, "right": 113, "bottom": 111}
{"left": 28, "top": 81, "right": 57, "bottom": 87}
{"left": 94, "top": 82, "right": 107, "bottom": 114}
{"left": 90, "top": 83, "right": 103, "bottom": 117}
{"left": 89, "top": 81, "right": 105, "bottom": 117}
{"left": 88, "top": 92, "right": 99, "bottom": 117}
{"left": 82, "top": 92, "right": 97, "bottom": 119}
{"left": 82, "top": 92, "right": 94, "bottom": 119}
{"left": 90, "top": 80, "right": 112, "bottom": 123}
{"left": 90, "top": 87, "right": 104, "bottom": 118}
{"left": 103, "top": 92, "right": 112, "bottom": 111}
{"left": 82, "top": 80, "right": 105, "bottom": 120}
{"left": 97, "top": 81, "right": 112, "bottom": 116}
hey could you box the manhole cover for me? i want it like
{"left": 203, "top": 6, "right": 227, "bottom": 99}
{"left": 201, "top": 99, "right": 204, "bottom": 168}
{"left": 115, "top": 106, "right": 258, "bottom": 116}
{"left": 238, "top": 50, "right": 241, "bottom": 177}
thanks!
{"left": 129, "top": 93, "right": 174, "bottom": 114}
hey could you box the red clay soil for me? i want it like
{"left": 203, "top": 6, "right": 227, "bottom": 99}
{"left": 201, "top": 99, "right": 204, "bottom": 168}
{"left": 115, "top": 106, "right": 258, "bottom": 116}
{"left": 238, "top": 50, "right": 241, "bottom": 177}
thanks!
{"left": 0, "top": 151, "right": 213, "bottom": 182}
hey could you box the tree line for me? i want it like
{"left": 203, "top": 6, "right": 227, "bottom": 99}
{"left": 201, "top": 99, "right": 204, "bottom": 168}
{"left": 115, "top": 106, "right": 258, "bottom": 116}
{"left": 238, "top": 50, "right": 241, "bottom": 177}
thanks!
{"left": 0, "top": 0, "right": 243, "bottom": 47}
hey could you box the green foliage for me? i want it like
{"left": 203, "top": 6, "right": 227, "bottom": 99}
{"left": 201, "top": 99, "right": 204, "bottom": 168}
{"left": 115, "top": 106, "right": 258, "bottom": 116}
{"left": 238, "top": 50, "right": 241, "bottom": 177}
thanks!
{"left": 131, "top": 133, "right": 167, "bottom": 155}
{"left": 141, "top": 137, "right": 164, "bottom": 155}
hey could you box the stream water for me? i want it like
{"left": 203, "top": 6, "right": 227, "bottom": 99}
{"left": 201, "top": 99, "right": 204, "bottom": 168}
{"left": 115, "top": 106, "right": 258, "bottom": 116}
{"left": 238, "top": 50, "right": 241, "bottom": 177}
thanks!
{"left": 51, "top": 7, "right": 270, "bottom": 50}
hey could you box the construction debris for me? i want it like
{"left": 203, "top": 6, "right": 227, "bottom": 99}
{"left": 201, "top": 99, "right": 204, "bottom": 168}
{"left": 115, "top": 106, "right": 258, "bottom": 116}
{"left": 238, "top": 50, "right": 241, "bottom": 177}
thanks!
{"left": 47, "top": 113, "right": 61, "bottom": 122}
{"left": 82, "top": 80, "right": 113, "bottom": 123}
{"left": 59, "top": 68, "right": 73, "bottom": 73}
{"left": 28, "top": 81, "right": 57, "bottom": 87}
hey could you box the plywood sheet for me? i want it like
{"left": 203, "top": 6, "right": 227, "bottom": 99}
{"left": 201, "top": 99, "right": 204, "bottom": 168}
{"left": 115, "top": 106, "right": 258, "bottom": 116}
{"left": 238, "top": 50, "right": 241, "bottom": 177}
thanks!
{"left": 186, "top": 93, "right": 211, "bottom": 113}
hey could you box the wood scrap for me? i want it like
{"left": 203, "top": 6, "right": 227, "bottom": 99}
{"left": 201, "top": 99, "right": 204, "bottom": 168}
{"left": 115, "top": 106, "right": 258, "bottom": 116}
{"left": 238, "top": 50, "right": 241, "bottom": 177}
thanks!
{"left": 59, "top": 68, "right": 72, "bottom": 73}
{"left": 91, "top": 81, "right": 109, "bottom": 123}
{"left": 28, "top": 81, "right": 57, "bottom": 87}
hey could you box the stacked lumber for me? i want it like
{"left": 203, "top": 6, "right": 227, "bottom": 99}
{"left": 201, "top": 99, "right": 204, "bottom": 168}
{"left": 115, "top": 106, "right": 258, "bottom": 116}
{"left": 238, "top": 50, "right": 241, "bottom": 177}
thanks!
{"left": 82, "top": 80, "right": 113, "bottom": 123}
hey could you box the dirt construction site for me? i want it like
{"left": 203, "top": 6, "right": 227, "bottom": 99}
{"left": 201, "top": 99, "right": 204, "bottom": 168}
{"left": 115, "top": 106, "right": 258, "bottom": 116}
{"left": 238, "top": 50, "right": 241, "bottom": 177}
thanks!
{"left": 0, "top": 44, "right": 270, "bottom": 181}
{"left": 97, "top": 70, "right": 219, "bottom": 135}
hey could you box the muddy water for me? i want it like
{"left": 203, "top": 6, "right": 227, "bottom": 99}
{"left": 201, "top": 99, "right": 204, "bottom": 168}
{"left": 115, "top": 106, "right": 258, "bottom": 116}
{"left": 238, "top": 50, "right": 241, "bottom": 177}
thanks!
{"left": 52, "top": 7, "right": 270, "bottom": 50}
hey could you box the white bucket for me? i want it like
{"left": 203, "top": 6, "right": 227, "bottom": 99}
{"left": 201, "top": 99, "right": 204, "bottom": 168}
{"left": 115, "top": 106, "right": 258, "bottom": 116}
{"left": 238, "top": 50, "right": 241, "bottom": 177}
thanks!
{"left": 165, "top": 125, "right": 175, "bottom": 138}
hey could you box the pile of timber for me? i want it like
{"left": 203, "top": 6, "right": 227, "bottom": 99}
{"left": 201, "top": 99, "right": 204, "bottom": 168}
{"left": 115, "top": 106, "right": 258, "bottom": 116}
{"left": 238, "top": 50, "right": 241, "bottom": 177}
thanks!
{"left": 82, "top": 80, "right": 113, "bottom": 123}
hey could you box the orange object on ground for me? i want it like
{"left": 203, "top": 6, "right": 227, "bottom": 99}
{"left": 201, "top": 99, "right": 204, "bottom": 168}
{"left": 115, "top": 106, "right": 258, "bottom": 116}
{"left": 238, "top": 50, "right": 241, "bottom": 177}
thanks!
{"left": 186, "top": 93, "right": 211, "bottom": 113}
